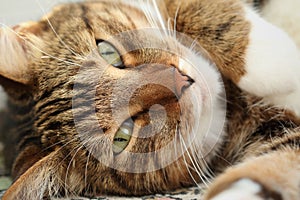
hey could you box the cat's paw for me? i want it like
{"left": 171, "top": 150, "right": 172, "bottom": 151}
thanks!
{"left": 207, "top": 178, "right": 283, "bottom": 200}
{"left": 239, "top": 8, "right": 300, "bottom": 117}
{"left": 209, "top": 179, "right": 263, "bottom": 200}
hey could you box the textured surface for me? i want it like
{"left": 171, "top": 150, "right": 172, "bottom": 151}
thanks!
{"left": 0, "top": 188, "right": 203, "bottom": 200}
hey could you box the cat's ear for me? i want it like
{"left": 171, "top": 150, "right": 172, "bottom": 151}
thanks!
{"left": 0, "top": 22, "right": 43, "bottom": 85}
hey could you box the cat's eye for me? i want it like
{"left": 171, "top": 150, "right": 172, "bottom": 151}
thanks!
{"left": 97, "top": 41, "right": 124, "bottom": 68}
{"left": 112, "top": 119, "right": 134, "bottom": 154}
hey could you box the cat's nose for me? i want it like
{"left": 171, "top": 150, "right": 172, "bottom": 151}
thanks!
{"left": 174, "top": 68, "right": 194, "bottom": 97}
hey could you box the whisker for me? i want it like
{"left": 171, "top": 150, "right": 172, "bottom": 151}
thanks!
{"left": 215, "top": 154, "right": 233, "bottom": 167}
{"left": 33, "top": 0, "right": 85, "bottom": 60}
{"left": 178, "top": 131, "right": 203, "bottom": 188}
{"left": 0, "top": 24, "right": 81, "bottom": 66}
{"left": 190, "top": 143, "right": 214, "bottom": 183}
{"left": 138, "top": 0, "right": 166, "bottom": 41}
{"left": 54, "top": 137, "right": 89, "bottom": 171}
{"left": 151, "top": 0, "right": 167, "bottom": 34}
{"left": 167, "top": 18, "right": 172, "bottom": 36}
{"left": 182, "top": 135, "right": 211, "bottom": 187}
{"left": 63, "top": 139, "right": 90, "bottom": 197}
{"left": 172, "top": 2, "right": 181, "bottom": 39}
{"left": 84, "top": 142, "right": 95, "bottom": 194}
{"left": 173, "top": 125, "right": 188, "bottom": 178}
{"left": 189, "top": 36, "right": 202, "bottom": 51}
{"left": 41, "top": 137, "right": 77, "bottom": 154}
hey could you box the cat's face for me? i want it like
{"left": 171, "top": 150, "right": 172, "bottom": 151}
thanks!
{"left": 1, "top": 1, "right": 225, "bottom": 195}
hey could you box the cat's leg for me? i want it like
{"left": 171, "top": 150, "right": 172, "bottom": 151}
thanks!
{"left": 204, "top": 148, "right": 300, "bottom": 200}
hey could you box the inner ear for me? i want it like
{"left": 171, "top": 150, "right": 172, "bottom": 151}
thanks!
{"left": 0, "top": 22, "right": 43, "bottom": 86}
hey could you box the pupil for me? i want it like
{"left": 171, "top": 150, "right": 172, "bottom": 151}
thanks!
{"left": 101, "top": 51, "right": 115, "bottom": 55}
{"left": 114, "top": 138, "right": 127, "bottom": 142}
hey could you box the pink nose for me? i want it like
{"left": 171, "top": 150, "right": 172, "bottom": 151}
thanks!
{"left": 174, "top": 68, "right": 194, "bottom": 97}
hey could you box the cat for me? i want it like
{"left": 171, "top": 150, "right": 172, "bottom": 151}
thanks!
{"left": 0, "top": 0, "right": 300, "bottom": 199}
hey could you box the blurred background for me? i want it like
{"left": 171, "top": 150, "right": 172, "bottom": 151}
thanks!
{"left": 0, "top": 0, "right": 82, "bottom": 26}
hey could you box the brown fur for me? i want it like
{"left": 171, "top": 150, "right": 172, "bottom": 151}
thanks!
{"left": 0, "top": 0, "right": 299, "bottom": 199}
{"left": 164, "top": 0, "right": 250, "bottom": 83}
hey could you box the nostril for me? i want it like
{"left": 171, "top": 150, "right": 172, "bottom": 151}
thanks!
{"left": 187, "top": 76, "right": 195, "bottom": 84}
{"left": 174, "top": 68, "right": 194, "bottom": 97}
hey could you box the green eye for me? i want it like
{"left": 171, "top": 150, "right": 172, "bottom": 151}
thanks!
{"left": 97, "top": 41, "right": 124, "bottom": 68}
{"left": 112, "top": 120, "right": 133, "bottom": 154}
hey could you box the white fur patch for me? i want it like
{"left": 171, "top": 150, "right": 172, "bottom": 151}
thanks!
{"left": 238, "top": 8, "right": 300, "bottom": 116}
{"left": 210, "top": 179, "right": 263, "bottom": 200}
{"left": 178, "top": 47, "right": 226, "bottom": 161}
{"left": 261, "top": 0, "right": 300, "bottom": 49}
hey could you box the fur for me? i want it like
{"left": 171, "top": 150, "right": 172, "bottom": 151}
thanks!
{"left": 0, "top": 0, "right": 299, "bottom": 199}
{"left": 240, "top": 7, "right": 300, "bottom": 116}
{"left": 260, "top": 0, "right": 300, "bottom": 48}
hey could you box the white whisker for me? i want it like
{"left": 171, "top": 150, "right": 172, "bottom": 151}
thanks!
{"left": 63, "top": 140, "right": 90, "bottom": 198}
{"left": 190, "top": 143, "right": 213, "bottom": 183}
{"left": 84, "top": 142, "right": 95, "bottom": 194}
{"left": 34, "top": 0, "right": 85, "bottom": 60}
{"left": 167, "top": 17, "right": 172, "bottom": 36}
{"left": 42, "top": 138, "right": 78, "bottom": 159}
{"left": 189, "top": 36, "right": 202, "bottom": 52}
{"left": 173, "top": 125, "right": 188, "bottom": 177}
{"left": 0, "top": 23, "right": 81, "bottom": 67}
{"left": 150, "top": 0, "right": 167, "bottom": 34}
{"left": 173, "top": 2, "right": 181, "bottom": 39}
{"left": 215, "top": 154, "right": 233, "bottom": 167}
{"left": 178, "top": 131, "right": 203, "bottom": 188}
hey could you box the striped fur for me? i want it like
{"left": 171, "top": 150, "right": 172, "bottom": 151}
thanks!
{"left": 0, "top": 0, "right": 299, "bottom": 199}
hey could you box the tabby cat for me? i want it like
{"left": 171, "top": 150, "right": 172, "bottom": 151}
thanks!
{"left": 0, "top": 0, "right": 300, "bottom": 199}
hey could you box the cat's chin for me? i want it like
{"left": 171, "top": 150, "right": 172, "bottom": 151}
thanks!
{"left": 177, "top": 56, "right": 226, "bottom": 162}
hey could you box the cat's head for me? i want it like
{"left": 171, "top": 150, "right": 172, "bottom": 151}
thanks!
{"left": 0, "top": 1, "right": 225, "bottom": 195}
